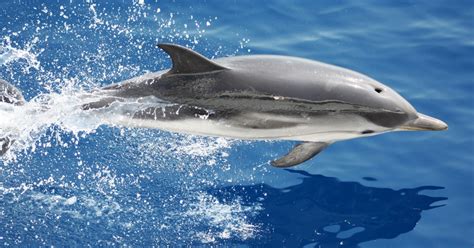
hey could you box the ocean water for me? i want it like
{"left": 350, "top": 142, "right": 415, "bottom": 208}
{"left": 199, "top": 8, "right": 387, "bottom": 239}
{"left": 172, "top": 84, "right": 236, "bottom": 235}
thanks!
{"left": 0, "top": 0, "right": 473, "bottom": 247}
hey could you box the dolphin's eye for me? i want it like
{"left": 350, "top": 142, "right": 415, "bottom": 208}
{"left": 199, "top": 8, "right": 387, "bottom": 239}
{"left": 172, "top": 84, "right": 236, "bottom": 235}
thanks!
{"left": 374, "top": 88, "right": 383, "bottom": 93}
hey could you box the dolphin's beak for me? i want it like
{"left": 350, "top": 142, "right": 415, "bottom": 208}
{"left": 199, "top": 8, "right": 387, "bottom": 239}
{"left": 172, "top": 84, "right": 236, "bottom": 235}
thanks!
{"left": 399, "top": 113, "right": 448, "bottom": 131}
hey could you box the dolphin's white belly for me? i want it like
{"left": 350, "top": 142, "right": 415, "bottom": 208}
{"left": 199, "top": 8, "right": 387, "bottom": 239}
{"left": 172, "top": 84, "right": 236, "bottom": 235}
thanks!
{"left": 105, "top": 112, "right": 381, "bottom": 142}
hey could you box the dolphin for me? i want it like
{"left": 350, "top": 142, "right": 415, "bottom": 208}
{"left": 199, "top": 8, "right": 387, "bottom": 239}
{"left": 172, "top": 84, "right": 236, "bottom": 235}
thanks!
{"left": 1, "top": 79, "right": 26, "bottom": 156}
{"left": 0, "top": 43, "right": 448, "bottom": 166}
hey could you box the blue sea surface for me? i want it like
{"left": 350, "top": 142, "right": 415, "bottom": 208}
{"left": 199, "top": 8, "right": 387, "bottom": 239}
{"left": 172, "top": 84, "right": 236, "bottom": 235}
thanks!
{"left": 1, "top": 1, "right": 473, "bottom": 247}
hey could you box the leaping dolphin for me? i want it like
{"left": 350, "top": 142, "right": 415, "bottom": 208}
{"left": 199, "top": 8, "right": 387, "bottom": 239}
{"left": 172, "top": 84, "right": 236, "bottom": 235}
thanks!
{"left": 0, "top": 43, "right": 448, "bottom": 167}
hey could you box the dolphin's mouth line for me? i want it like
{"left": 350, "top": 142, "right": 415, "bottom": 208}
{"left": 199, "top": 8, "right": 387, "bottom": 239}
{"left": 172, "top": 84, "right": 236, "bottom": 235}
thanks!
{"left": 398, "top": 126, "right": 430, "bottom": 131}
{"left": 397, "top": 113, "right": 448, "bottom": 131}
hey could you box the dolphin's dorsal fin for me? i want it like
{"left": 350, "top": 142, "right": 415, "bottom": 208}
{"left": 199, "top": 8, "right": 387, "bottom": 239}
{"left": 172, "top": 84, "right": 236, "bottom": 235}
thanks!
{"left": 157, "top": 43, "right": 227, "bottom": 76}
{"left": 271, "top": 142, "right": 329, "bottom": 167}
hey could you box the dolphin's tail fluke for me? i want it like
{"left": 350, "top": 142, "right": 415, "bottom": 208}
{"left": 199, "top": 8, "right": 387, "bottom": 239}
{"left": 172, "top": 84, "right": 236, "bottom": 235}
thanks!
{"left": 0, "top": 79, "right": 25, "bottom": 106}
{"left": 1, "top": 79, "right": 25, "bottom": 156}
{"left": 0, "top": 137, "right": 12, "bottom": 156}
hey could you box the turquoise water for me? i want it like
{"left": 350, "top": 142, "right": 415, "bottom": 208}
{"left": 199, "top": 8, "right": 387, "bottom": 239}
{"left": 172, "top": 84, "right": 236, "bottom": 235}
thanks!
{"left": 0, "top": 1, "right": 473, "bottom": 247}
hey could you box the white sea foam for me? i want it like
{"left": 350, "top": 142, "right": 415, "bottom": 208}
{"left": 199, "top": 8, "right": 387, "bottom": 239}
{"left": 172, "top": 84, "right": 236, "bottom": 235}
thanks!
{"left": 183, "top": 192, "right": 262, "bottom": 243}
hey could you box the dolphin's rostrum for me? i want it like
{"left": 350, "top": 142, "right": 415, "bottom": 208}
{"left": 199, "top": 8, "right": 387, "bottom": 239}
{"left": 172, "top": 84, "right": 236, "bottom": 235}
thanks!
{"left": 0, "top": 43, "right": 448, "bottom": 166}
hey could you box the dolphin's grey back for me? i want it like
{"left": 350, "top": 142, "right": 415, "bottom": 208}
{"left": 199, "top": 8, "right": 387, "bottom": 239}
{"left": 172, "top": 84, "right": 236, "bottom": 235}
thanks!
{"left": 214, "top": 55, "right": 400, "bottom": 112}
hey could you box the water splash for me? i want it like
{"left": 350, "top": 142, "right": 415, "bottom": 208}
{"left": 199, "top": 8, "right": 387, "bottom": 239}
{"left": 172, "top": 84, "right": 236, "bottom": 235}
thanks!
{"left": 0, "top": 36, "right": 42, "bottom": 73}
{"left": 0, "top": 2, "right": 257, "bottom": 246}
{"left": 0, "top": 91, "right": 110, "bottom": 161}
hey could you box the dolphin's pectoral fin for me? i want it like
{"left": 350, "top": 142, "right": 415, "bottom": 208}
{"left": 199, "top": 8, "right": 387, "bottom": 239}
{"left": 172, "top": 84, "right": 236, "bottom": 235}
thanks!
{"left": 157, "top": 43, "right": 228, "bottom": 76}
{"left": 271, "top": 142, "right": 329, "bottom": 168}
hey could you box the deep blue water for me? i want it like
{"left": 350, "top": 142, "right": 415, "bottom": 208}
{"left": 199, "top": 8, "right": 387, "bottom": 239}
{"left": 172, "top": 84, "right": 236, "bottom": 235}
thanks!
{"left": 1, "top": 0, "right": 473, "bottom": 247}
